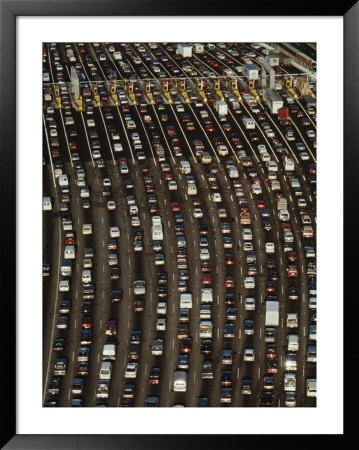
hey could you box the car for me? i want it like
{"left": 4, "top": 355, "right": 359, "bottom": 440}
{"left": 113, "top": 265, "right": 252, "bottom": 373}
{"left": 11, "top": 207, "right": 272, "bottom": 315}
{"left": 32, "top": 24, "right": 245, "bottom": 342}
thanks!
{"left": 180, "top": 337, "right": 193, "bottom": 353}
{"left": 226, "top": 308, "right": 237, "bottom": 321}
{"left": 200, "top": 340, "right": 213, "bottom": 354}
{"left": 224, "top": 276, "right": 235, "bottom": 288}
{"left": 156, "top": 318, "right": 166, "bottom": 331}
{"left": 82, "top": 223, "right": 92, "bottom": 235}
{"left": 146, "top": 396, "right": 159, "bottom": 407}
{"left": 244, "top": 297, "right": 255, "bottom": 310}
{"left": 110, "top": 226, "right": 120, "bottom": 238}
{"left": 148, "top": 367, "right": 162, "bottom": 384}
{"left": 244, "top": 319, "right": 255, "bottom": 335}
{"left": 243, "top": 348, "right": 255, "bottom": 362}
{"left": 224, "top": 323, "right": 235, "bottom": 338}
{"left": 193, "top": 208, "right": 203, "bottom": 218}
{"left": 125, "top": 362, "right": 138, "bottom": 378}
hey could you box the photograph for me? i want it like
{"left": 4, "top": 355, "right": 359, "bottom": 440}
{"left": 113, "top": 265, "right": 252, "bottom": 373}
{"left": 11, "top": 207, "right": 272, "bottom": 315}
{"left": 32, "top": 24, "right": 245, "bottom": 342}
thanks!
{"left": 42, "top": 41, "right": 317, "bottom": 408}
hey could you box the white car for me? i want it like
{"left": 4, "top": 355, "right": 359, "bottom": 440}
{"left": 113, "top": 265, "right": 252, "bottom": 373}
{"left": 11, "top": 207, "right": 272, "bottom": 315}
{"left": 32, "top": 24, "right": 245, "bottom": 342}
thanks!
{"left": 113, "top": 143, "right": 123, "bottom": 152}
{"left": 242, "top": 228, "right": 253, "bottom": 240}
{"left": 154, "top": 254, "right": 165, "bottom": 265}
{"left": 110, "top": 226, "right": 120, "bottom": 238}
{"left": 176, "top": 104, "right": 185, "bottom": 112}
{"left": 103, "top": 178, "right": 111, "bottom": 186}
{"left": 92, "top": 150, "right": 101, "bottom": 159}
{"left": 87, "top": 119, "right": 95, "bottom": 127}
{"left": 212, "top": 193, "right": 222, "bottom": 203}
{"left": 200, "top": 248, "right": 210, "bottom": 260}
{"left": 244, "top": 297, "right": 255, "bottom": 310}
{"left": 131, "top": 216, "right": 141, "bottom": 226}
{"left": 156, "top": 318, "right": 166, "bottom": 331}
{"left": 82, "top": 224, "right": 92, "bottom": 235}
{"left": 243, "top": 348, "right": 255, "bottom": 361}
{"left": 120, "top": 163, "right": 129, "bottom": 174}
{"left": 244, "top": 277, "right": 255, "bottom": 289}
{"left": 125, "top": 362, "right": 138, "bottom": 378}
{"left": 265, "top": 242, "right": 275, "bottom": 254}
{"left": 299, "top": 152, "right": 310, "bottom": 160}
{"left": 243, "top": 242, "right": 253, "bottom": 251}
{"left": 306, "top": 129, "right": 315, "bottom": 138}
{"left": 252, "top": 184, "right": 262, "bottom": 195}
{"left": 107, "top": 201, "right": 116, "bottom": 211}
{"left": 157, "top": 302, "right": 167, "bottom": 315}
{"left": 168, "top": 180, "right": 177, "bottom": 190}
{"left": 59, "top": 280, "right": 70, "bottom": 292}
{"left": 193, "top": 208, "right": 203, "bottom": 218}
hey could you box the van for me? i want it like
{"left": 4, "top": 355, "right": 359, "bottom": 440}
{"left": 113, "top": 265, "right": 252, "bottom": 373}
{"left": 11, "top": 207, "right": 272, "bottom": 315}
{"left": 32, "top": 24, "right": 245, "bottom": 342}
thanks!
{"left": 64, "top": 245, "right": 76, "bottom": 260}
{"left": 173, "top": 371, "right": 187, "bottom": 392}
{"left": 242, "top": 117, "right": 255, "bottom": 129}
{"left": 43, "top": 197, "right": 52, "bottom": 211}
{"left": 58, "top": 174, "right": 69, "bottom": 186}
{"left": 99, "top": 361, "right": 113, "bottom": 380}
{"left": 288, "top": 334, "right": 299, "bottom": 351}
{"left": 180, "top": 293, "right": 192, "bottom": 309}
{"left": 201, "top": 288, "right": 213, "bottom": 303}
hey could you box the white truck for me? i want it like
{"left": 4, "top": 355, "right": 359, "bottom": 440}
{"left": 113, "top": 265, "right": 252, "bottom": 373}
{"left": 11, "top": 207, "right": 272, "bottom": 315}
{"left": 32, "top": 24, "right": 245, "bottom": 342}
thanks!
{"left": 284, "top": 373, "right": 296, "bottom": 392}
{"left": 265, "top": 301, "right": 279, "bottom": 326}
{"left": 173, "top": 371, "right": 187, "bottom": 392}
{"left": 199, "top": 320, "right": 213, "bottom": 338}
{"left": 201, "top": 288, "right": 213, "bottom": 303}
{"left": 151, "top": 216, "right": 163, "bottom": 241}
{"left": 286, "top": 313, "right": 298, "bottom": 328}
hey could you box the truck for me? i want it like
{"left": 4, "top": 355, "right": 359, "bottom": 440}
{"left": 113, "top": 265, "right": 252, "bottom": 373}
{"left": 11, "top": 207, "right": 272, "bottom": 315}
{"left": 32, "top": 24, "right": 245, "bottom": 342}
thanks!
{"left": 215, "top": 101, "right": 228, "bottom": 116}
{"left": 96, "top": 380, "right": 110, "bottom": 398}
{"left": 284, "top": 373, "right": 296, "bottom": 392}
{"left": 286, "top": 313, "right": 298, "bottom": 328}
{"left": 177, "top": 44, "right": 192, "bottom": 58}
{"left": 276, "top": 197, "right": 288, "bottom": 210}
{"left": 151, "top": 216, "right": 163, "bottom": 241}
{"left": 263, "top": 89, "right": 283, "bottom": 114}
{"left": 265, "top": 301, "right": 279, "bottom": 326}
{"left": 173, "top": 371, "right": 187, "bottom": 392}
{"left": 242, "top": 64, "right": 259, "bottom": 80}
{"left": 199, "top": 320, "right": 213, "bottom": 338}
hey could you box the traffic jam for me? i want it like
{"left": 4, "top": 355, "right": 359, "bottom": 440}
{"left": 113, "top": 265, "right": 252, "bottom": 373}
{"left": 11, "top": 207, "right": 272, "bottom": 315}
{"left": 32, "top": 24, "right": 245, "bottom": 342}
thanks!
{"left": 43, "top": 42, "right": 317, "bottom": 407}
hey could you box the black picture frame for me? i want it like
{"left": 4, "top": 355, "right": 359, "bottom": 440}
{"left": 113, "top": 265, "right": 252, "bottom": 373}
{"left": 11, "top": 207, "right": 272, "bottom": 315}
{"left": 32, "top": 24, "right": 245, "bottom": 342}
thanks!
{"left": 1, "top": 0, "right": 354, "bottom": 448}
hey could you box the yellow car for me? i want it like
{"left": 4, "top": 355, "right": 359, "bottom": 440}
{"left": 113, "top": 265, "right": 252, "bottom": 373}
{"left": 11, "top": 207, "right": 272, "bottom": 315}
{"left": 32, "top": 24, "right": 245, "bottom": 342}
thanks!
{"left": 82, "top": 224, "right": 92, "bottom": 235}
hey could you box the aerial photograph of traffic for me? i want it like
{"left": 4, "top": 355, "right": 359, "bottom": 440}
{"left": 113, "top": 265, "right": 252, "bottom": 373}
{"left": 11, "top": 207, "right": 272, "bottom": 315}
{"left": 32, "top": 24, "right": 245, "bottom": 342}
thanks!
{"left": 43, "top": 42, "right": 317, "bottom": 408}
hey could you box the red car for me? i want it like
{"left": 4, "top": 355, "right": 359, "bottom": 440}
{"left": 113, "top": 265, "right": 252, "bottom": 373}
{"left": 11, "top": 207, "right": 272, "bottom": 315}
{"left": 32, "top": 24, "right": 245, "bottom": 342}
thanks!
{"left": 81, "top": 316, "right": 92, "bottom": 329}
{"left": 180, "top": 337, "right": 192, "bottom": 353}
{"left": 171, "top": 202, "right": 180, "bottom": 211}
{"left": 265, "top": 281, "right": 276, "bottom": 293}
{"left": 287, "top": 252, "right": 298, "bottom": 262}
{"left": 225, "top": 254, "right": 235, "bottom": 265}
{"left": 202, "top": 274, "right": 212, "bottom": 286}
{"left": 287, "top": 265, "right": 298, "bottom": 278}
{"left": 105, "top": 320, "right": 117, "bottom": 335}
{"left": 65, "top": 232, "right": 76, "bottom": 245}
{"left": 224, "top": 276, "right": 235, "bottom": 288}
{"left": 257, "top": 200, "right": 266, "bottom": 209}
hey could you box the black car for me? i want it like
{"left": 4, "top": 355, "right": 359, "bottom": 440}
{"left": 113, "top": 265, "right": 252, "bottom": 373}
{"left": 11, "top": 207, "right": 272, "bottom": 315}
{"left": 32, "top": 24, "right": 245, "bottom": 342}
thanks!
{"left": 200, "top": 340, "right": 213, "bottom": 355}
